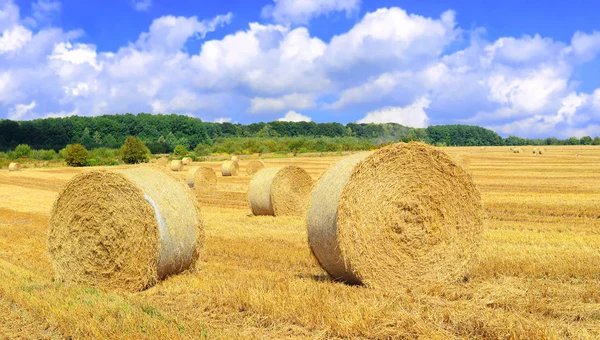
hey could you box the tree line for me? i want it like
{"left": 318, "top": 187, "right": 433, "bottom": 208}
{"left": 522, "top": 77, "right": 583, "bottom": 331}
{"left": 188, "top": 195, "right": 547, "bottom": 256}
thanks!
{"left": 0, "top": 113, "right": 598, "bottom": 153}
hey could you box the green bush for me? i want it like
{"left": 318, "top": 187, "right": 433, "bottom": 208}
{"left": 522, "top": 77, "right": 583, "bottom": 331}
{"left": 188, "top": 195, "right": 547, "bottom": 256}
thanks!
{"left": 194, "top": 144, "right": 212, "bottom": 156}
{"left": 14, "top": 144, "right": 31, "bottom": 158}
{"left": 121, "top": 136, "right": 150, "bottom": 164}
{"left": 64, "top": 144, "right": 89, "bottom": 167}
{"left": 30, "top": 149, "right": 57, "bottom": 160}
{"left": 173, "top": 144, "right": 188, "bottom": 157}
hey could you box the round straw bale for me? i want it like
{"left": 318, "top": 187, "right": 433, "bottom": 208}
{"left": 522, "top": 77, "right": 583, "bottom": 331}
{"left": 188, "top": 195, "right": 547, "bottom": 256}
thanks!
{"left": 246, "top": 160, "right": 265, "bottom": 175}
{"left": 247, "top": 166, "right": 313, "bottom": 216}
{"left": 47, "top": 168, "right": 203, "bottom": 291}
{"left": 156, "top": 158, "right": 167, "bottom": 167}
{"left": 221, "top": 160, "right": 239, "bottom": 176}
{"left": 182, "top": 157, "right": 192, "bottom": 165}
{"left": 532, "top": 148, "right": 538, "bottom": 154}
{"left": 231, "top": 155, "right": 240, "bottom": 162}
{"left": 307, "top": 142, "right": 484, "bottom": 288}
{"left": 187, "top": 166, "right": 217, "bottom": 190}
{"left": 538, "top": 148, "right": 543, "bottom": 155}
{"left": 8, "top": 162, "right": 21, "bottom": 171}
{"left": 170, "top": 160, "right": 183, "bottom": 171}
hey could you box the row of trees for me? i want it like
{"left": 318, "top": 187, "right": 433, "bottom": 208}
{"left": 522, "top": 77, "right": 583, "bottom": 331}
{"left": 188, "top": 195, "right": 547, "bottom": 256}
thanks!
{"left": 1, "top": 113, "right": 598, "bottom": 152}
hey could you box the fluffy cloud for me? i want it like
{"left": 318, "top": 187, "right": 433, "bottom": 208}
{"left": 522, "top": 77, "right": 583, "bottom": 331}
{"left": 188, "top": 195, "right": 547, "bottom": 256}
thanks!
{"left": 262, "top": 0, "right": 360, "bottom": 25}
{"left": 278, "top": 110, "right": 312, "bottom": 122}
{"left": 357, "top": 97, "right": 430, "bottom": 128}
{"left": 1, "top": 0, "right": 600, "bottom": 137}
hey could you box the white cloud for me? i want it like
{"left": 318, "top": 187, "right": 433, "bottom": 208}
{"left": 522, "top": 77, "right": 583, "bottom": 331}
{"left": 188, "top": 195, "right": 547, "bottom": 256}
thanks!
{"left": 0, "top": 25, "right": 32, "bottom": 54}
{"left": 31, "top": 0, "right": 61, "bottom": 26}
{"left": 0, "top": 0, "right": 19, "bottom": 32}
{"left": 357, "top": 97, "right": 430, "bottom": 128}
{"left": 262, "top": 0, "right": 360, "bottom": 25}
{"left": 278, "top": 110, "right": 312, "bottom": 122}
{"left": 133, "top": 0, "right": 152, "bottom": 12}
{"left": 48, "top": 42, "right": 102, "bottom": 70}
{"left": 9, "top": 100, "right": 36, "bottom": 120}
{"left": 250, "top": 93, "right": 316, "bottom": 113}
{"left": 214, "top": 117, "right": 232, "bottom": 123}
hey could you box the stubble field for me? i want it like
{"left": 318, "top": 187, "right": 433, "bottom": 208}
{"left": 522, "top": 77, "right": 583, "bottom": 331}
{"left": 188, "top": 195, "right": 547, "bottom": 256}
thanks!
{"left": 0, "top": 145, "right": 599, "bottom": 339}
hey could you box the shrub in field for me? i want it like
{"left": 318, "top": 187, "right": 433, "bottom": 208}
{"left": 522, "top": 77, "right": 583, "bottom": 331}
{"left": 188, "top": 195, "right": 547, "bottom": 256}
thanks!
{"left": 194, "top": 144, "right": 212, "bottom": 157}
{"left": 14, "top": 144, "right": 31, "bottom": 158}
{"left": 121, "top": 136, "right": 150, "bottom": 164}
{"left": 64, "top": 144, "right": 89, "bottom": 167}
{"left": 31, "top": 149, "right": 57, "bottom": 160}
{"left": 173, "top": 145, "right": 188, "bottom": 157}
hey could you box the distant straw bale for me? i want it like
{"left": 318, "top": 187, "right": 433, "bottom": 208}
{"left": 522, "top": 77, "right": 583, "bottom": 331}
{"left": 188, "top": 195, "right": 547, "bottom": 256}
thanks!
{"left": 156, "top": 158, "right": 167, "bottom": 167}
{"left": 246, "top": 160, "right": 265, "bottom": 175}
{"left": 221, "top": 161, "right": 239, "bottom": 176}
{"left": 182, "top": 157, "right": 192, "bottom": 165}
{"left": 187, "top": 166, "right": 217, "bottom": 190}
{"left": 307, "top": 142, "right": 483, "bottom": 288}
{"left": 47, "top": 168, "right": 203, "bottom": 291}
{"left": 533, "top": 148, "right": 538, "bottom": 154}
{"left": 247, "top": 166, "right": 313, "bottom": 216}
{"left": 538, "top": 148, "right": 543, "bottom": 155}
{"left": 231, "top": 155, "right": 240, "bottom": 162}
{"left": 170, "top": 160, "right": 183, "bottom": 171}
{"left": 8, "top": 162, "right": 21, "bottom": 171}
{"left": 513, "top": 148, "right": 521, "bottom": 154}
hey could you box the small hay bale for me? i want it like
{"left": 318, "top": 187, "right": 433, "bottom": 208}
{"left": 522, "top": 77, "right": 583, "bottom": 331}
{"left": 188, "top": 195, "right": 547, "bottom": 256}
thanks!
{"left": 231, "top": 155, "right": 240, "bottom": 162}
{"left": 221, "top": 160, "right": 239, "bottom": 176}
{"left": 246, "top": 160, "right": 265, "bottom": 175}
{"left": 47, "top": 167, "right": 203, "bottom": 291}
{"left": 513, "top": 148, "right": 521, "bottom": 154}
{"left": 182, "top": 157, "right": 192, "bottom": 165}
{"left": 532, "top": 148, "right": 538, "bottom": 154}
{"left": 247, "top": 166, "right": 313, "bottom": 216}
{"left": 187, "top": 166, "right": 217, "bottom": 190}
{"left": 8, "top": 162, "right": 21, "bottom": 171}
{"left": 538, "top": 148, "right": 543, "bottom": 155}
{"left": 170, "top": 160, "right": 183, "bottom": 171}
{"left": 307, "top": 142, "right": 483, "bottom": 288}
{"left": 156, "top": 158, "right": 168, "bottom": 167}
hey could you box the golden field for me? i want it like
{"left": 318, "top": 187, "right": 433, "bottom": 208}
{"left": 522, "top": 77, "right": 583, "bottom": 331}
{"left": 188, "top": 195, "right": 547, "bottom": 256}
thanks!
{"left": 0, "top": 145, "right": 599, "bottom": 339}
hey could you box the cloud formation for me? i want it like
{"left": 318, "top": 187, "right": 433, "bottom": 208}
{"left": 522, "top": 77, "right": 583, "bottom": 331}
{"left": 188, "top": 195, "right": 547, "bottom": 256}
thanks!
{"left": 278, "top": 110, "right": 312, "bottom": 122}
{"left": 262, "top": 0, "right": 360, "bottom": 25}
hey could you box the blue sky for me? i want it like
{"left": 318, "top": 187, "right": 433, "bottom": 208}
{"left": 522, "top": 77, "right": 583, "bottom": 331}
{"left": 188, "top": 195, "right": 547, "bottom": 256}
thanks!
{"left": 2, "top": 0, "right": 600, "bottom": 137}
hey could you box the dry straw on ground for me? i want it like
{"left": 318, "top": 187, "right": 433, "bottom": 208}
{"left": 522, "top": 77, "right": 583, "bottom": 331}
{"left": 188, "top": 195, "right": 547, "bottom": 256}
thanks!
{"left": 47, "top": 167, "right": 203, "bottom": 291}
{"left": 170, "top": 160, "right": 183, "bottom": 171}
{"left": 231, "top": 155, "right": 240, "bottom": 162}
{"left": 156, "top": 158, "right": 167, "bottom": 167}
{"left": 182, "top": 157, "right": 192, "bottom": 165}
{"left": 8, "top": 162, "right": 21, "bottom": 171}
{"left": 221, "top": 160, "right": 239, "bottom": 176}
{"left": 307, "top": 142, "right": 484, "bottom": 288}
{"left": 247, "top": 166, "right": 313, "bottom": 216}
{"left": 246, "top": 160, "right": 265, "bottom": 175}
{"left": 187, "top": 166, "right": 217, "bottom": 190}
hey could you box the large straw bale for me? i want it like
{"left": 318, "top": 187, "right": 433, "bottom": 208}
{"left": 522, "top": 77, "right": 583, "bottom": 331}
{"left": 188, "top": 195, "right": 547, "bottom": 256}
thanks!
{"left": 246, "top": 160, "right": 265, "bottom": 175}
{"left": 248, "top": 166, "right": 313, "bottom": 216}
{"left": 8, "top": 162, "right": 21, "bottom": 171}
{"left": 187, "top": 166, "right": 217, "bottom": 190}
{"left": 221, "top": 160, "right": 239, "bottom": 176}
{"left": 307, "top": 142, "right": 483, "bottom": 288}
{"left": 47, "top": 167, "right": 203, "bottom": 291}
{"left": 182, "top": 157, "right": 192, "bottom": 165}
{"left": 170, "top": 160, "right": 183, "bottom": 171}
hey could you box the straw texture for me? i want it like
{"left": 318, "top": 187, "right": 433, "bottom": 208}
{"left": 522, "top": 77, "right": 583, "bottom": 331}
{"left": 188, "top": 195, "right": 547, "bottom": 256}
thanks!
{"left": 8, "top": 162, "right": 21, "bottom": 171}
{"left": 247, "top": 166, "right": 313, "bottom": 216}
{"left": 307, "top": 143, "right": 484, "bottom": 288}
{"left": 170, "top": 160, "right": 183, "bottom": 171}
{"left": 182, "top": 157, "right": 192, "bottom": 165}
{"left": 221, "top": 161, "right": 239, "bottom": 176}
{"left": 246, "top": 160, "right": 265, "bottom": 175}
{"left": 187, "top": 166, "right": 217, "bottom": 190}
{"left": 47, "top": 167, "right": 203, "bottom": 291}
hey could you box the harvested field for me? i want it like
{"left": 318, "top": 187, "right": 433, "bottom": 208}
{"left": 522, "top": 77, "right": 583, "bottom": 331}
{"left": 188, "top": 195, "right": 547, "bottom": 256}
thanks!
{"left": 0, "top": 146, "right": 599, "bottom": 338}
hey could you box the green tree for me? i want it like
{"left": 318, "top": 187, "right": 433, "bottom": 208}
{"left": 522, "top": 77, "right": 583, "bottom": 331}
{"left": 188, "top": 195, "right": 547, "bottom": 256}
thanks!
{"left": 120, "top": 136, "right": 150, "bottom": 164}
{"left": 194, "top": 143, "right": 212, "bottom": 156}
{"left": 80, "top": 127, "right": 93, "bottom": 149}
{"left": 567, "top": 137, "right": 580, "bottom": 145}
{"left": 64, "top": 144, "right": 89, "bottom": 167}
{"left": 93, "top": 131, "right": 102, "bottom": 146}
{"left": 14, "top": 144, "right": 31, "bottom": 158}
{"left": 173, "top": 144, "right": 188, "bottom": 156}
{"left": 593, "top": 136, "right": 600, "bottom": 145}
{"left": 580, "top": 136, "right": 593, "bottom": 145}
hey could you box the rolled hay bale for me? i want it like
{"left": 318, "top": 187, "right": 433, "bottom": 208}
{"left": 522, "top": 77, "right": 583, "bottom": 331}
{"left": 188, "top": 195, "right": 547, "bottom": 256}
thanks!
{"left": 538, "top": 148, "right": 543, "bottom": 155}
{"left": 513, "top": 148, "right": 521, "bottom": 154}
{"left": 8, "top": 162, "right": 21, "bottom": 171}
{"left": 221, "top": 160, "right": 239, "bottom": 176}
{"left": 170, "top": 160, "right": 183, "bottom": 172}
{"left": 187, "top": 166, "right": 217, "bottom": 190}
{"left": 47, "top": 167, "right": 203, "bottom": 291}
{"left": 307, "top": 142, "right": 484, "bottom": 288}
{"left": 248, "top": 166, "right": 313, "bottom": 216}
{"left": 532, "top": 148, "right": 538, "bottom": 155}
{"left": 156, "top": 158, "right": 168, "bottom": 167}
{"left": 231, "top": 155, "right": 240, "bottom": 162}
{"left": 182, "top": 157, "right": 192, "bottom": 165}
{"left": 246, "top": 160, "right": 265, "bottom": 175}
